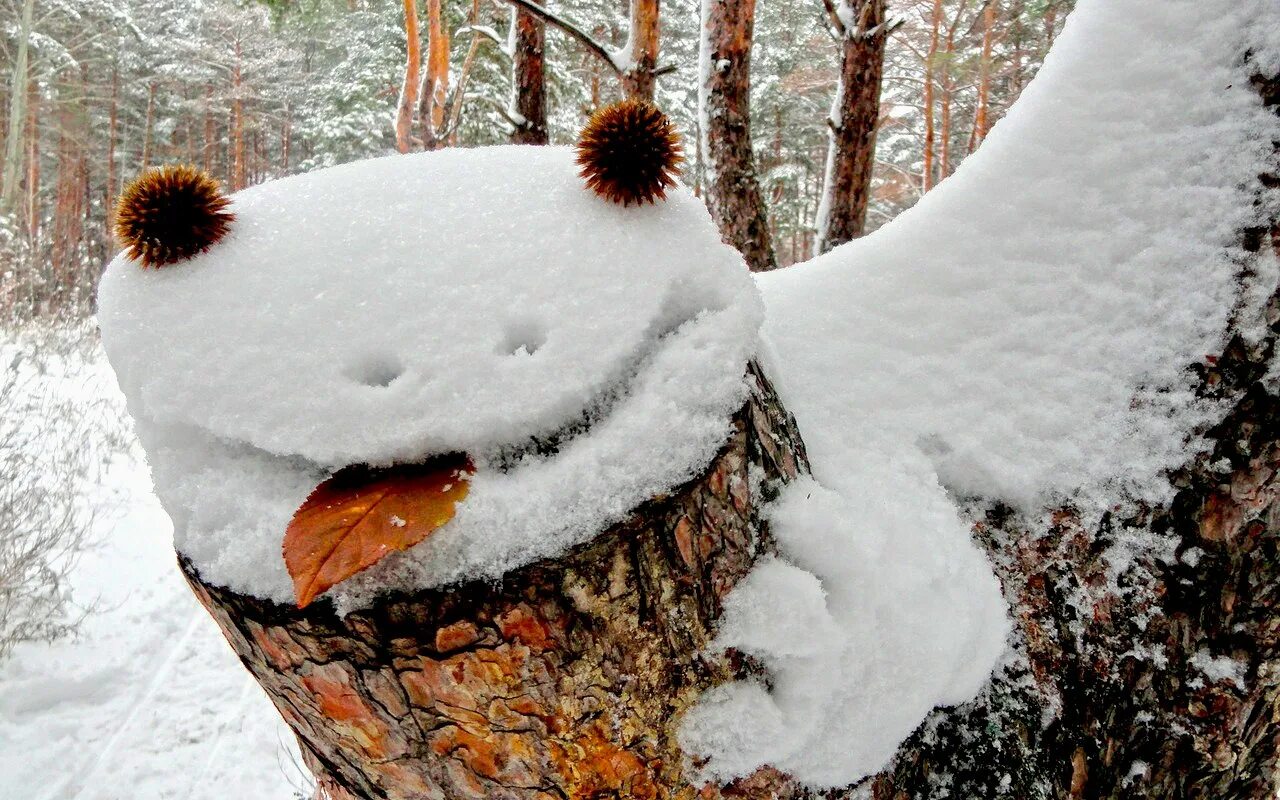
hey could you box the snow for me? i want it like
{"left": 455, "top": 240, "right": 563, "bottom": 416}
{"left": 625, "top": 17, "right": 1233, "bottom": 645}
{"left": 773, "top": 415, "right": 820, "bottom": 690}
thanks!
{"left": 681, "top": 460, "right": 1008, "bottom": 786}
{"left": 98, "top": 145, "right": 761, "bottom": 605}
{"left": 1189, "top": 648, "right": 1247, "bottom": 691}
{"left": 760, "top": 0, "right": 1280, "bottom": 508}
{"left": 0, "top": 353, "right": 307, "bottom": 800}
{"left": 685, "top": 0, "right": 1280, "bottom": 789}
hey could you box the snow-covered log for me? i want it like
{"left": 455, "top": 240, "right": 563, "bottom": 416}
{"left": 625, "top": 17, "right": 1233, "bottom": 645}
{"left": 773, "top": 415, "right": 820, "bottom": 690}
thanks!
{"left": 180, "top": 363, "right": 813, "bottom": 800}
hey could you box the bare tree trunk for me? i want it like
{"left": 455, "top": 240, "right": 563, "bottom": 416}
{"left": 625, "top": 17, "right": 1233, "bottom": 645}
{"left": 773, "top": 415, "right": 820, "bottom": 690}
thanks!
{"left": 815, "top": 0, "right": 890, "bottom": 252}
{"left": 105, "top": 66, "right": 118, "bottom": 238}
{"left": 972, "top": 0, "right": 996, "bottom": 150}
{"left": 417, "top": 0, "right": 449, "bottom": 151}
{"left": 922, "top": 0, "right": 942, "bottom": 192}
{"left": 232, "top": 41, "right": 246, "bottom": 190}
{"left": 866, "top": 71, "right": 1280, "bottom": 800}
{"left": 0, "top": 0, "right": 34, "bottom": 213}
{"left": 395, "top": 0, "right": 422, "bottom": 153}
{"left": 699, "top": 0, "right": 776, "bottom": 272}
{"left": 511, "top": 0, "right": 548, "bottom": 144}
{"left": 25, "top": 79, "right": 39, "bottom": 242}
{"left": 202, "top": 84, "right": 215, "bottom": 173}
{"left": 621, "top": 0, "right": 661, "bottom": 100}
{"left": 184, "top": 363, "right": 823, "bottom": 800}
{"left": 141, "top": 83, "right": 157, "bottom": 171}
{"left": 937, "top": 1, "right": 968, "bottom": 180}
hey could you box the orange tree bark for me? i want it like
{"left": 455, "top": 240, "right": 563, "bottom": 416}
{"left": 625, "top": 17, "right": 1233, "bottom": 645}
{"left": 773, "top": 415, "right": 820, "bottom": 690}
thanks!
{"left": 621, "top": 0, "right": 661, "bottom": 101}
{"left": 815, "top": 0, "right": 891, "bottom": 252}
{"left": 183, "top": 363, "right": 825, "bottom": 800}
{"left": 699, "top": 0, "right": 776, "bottom": 272}
{"left": 922, "top": 0, "right": 942, "bottom": 192}
{"left": 394, "top": 0, "right": 422, "bottom": 153}
{"left": 511, "top": 0, "right": 548, "bottom": 144}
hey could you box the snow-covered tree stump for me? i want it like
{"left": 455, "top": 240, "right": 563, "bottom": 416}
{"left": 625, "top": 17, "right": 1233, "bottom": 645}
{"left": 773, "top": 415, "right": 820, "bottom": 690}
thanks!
{"left": 180, "top": 363, "right": 817, "bottom": 800}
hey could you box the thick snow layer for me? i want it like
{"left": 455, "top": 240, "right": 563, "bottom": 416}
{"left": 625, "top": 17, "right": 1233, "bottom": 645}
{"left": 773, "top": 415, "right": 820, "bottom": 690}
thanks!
{"left": 684, "top": 0, "right": 1280, "bottom": 788}
{"left": 98, "top": 145, "right": 761, "bottom": 603}
{"left": 760, "top": 0, "right": 1280, "bottom": 508}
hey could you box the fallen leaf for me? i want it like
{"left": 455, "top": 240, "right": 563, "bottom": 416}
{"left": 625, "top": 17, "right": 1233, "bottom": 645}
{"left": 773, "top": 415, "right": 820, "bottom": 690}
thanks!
{"left": 283, "top": 453, "right": 473, "bottom": 608}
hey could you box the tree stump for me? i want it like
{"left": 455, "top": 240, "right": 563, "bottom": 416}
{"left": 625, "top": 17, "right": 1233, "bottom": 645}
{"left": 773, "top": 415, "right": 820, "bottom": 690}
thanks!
{"left": 181, "top": 363, "right": 818, "bottom": 800}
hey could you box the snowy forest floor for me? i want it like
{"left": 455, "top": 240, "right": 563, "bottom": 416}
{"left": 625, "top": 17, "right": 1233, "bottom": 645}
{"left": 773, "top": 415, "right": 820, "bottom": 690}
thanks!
{"left": 0, "top": 340, "right": 311, "bottom": 800}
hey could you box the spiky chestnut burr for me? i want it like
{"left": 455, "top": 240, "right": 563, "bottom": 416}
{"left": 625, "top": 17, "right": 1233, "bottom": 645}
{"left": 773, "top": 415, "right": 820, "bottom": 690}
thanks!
{"left": 576, "top": 99, "right": 683, "bottom": 206}
{"left": 115, "top": 165, "right": 234, "bottom": 267}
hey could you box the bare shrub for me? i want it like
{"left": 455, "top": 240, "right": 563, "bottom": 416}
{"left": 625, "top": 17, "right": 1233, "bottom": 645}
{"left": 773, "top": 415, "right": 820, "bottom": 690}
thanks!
{"left": 0, "top": 323, "right": 129, "bottom": 660}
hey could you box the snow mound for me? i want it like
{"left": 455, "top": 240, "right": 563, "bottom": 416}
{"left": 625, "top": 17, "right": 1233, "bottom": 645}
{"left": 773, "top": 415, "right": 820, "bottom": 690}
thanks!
{"left": 681, "top": 458, "right": 1009, "bottom": 786}
{"left": 759, "top": 0, "right": 1280, "bottom": 507}
{"left": 98, "top": 145, "right": 762, "bottom": 603}
{"left": 684, "top": 0, "right": 1279, "bottom": 788}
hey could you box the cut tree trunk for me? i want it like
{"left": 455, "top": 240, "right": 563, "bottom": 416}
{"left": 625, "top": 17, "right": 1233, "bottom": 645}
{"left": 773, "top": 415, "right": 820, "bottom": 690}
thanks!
{"left": 699, "top": 0, "right": 777, "bottom": 272}
{"left": 866, "top": 70, "right": 1280, "bottom": 800}
{"left": 183, "top": 363, "right": 825, "bottom": 800}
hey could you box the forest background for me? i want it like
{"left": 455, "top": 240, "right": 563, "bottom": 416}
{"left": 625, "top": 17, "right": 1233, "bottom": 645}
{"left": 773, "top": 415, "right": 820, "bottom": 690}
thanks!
{"left": 0, "top": 0, "right": 1070, "bottom": 325}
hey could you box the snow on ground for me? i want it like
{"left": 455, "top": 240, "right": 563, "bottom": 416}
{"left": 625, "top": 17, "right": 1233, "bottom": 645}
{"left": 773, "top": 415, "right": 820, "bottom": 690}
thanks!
{"left": 0, "top": 347, "right": 307, "bottom": 800}
{"left": 684, "top": 0, "right": 1280, "bottom": 788}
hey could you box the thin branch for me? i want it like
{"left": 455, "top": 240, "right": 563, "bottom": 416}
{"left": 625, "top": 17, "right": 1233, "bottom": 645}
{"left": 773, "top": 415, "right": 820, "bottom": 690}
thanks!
{"left": 493, "top": 0, "right": 622, "bottom": 74}
{"left": 821, "top": 0, "right": 845, "bottom": 35}
{"left": 458, "top": 24, "right": 509, "bottom": 58}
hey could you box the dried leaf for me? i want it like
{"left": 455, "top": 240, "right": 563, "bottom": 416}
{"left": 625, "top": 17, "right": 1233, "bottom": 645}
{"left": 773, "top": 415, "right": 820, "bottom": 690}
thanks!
{"left": 283, "top": 453, "right": 473, "bottom": 608}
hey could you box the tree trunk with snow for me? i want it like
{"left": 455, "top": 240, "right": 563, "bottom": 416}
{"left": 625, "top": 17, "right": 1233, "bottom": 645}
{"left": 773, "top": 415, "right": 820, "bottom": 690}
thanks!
{"left": 863, "top": 71, "right": 1280, "bottom": 800}
{"left": 699, "top": 0, "right": 777, "bottom": 272}
{"left": 815, "top": 0, "right": 890, "bottom": 252}
{"left": 182, "top": 364, "right": 829, "bottom": 800}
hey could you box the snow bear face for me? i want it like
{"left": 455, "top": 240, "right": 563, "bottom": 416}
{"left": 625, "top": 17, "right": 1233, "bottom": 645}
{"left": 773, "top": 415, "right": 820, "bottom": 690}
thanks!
{"left": 98, "top": 145, "right": 762, "bottom": 601}
{"left": 99, "top": 146, "right": 753, "bottom": 468}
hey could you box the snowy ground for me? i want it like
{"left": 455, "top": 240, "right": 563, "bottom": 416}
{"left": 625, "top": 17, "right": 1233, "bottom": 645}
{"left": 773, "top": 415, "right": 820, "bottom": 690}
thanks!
{"left": 0, "top": 373, "right": 309, "bottom": 800}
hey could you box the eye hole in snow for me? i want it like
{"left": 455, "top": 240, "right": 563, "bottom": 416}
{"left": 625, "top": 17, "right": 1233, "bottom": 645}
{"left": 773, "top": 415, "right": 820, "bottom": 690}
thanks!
{"left": 499, "top": 319, "right": 547, "bottom": 357}
{"left": 344, "top": 355, "right": 405, "bottom": 388}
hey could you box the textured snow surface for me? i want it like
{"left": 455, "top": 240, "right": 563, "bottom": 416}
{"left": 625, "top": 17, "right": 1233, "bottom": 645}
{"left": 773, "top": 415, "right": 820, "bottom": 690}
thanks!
{"left": 98, "top": 145, "right": 761, "bottom": 603}
{"left": 684, "top": 0, "right": 1280, "bottom": 788}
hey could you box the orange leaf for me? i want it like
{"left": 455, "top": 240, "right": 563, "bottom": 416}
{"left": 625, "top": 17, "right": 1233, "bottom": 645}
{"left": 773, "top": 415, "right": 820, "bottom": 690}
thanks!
{"left": 283, "top": 453, "right": 473, "bottom": 608}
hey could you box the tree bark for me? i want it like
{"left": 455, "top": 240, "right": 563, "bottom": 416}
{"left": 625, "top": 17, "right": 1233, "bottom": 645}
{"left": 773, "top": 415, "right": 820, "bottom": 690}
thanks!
{"left": 699, "top": 0, "right": 777, "bottom": 272}
{"left": 0, "top": 0, "right": 34, "bottom": 214}
{"left": 394, "top": 0, "right": 422, "bottom": 153}
{"left": 815, "top": 0, "right": 890, "bottom": 252}
{"left": 511, "top": 0, "right": 548, "bottom": 145}
{"left": 183, "top": 363, "right": 827, "bottom": 800}
{"left": 922, "top": 0, "right": 942, "bottom": 192}
{"left": 972, "top": 0, "right": 996, "bottom": 151}
{"left": 621, "top": 0, "right": 661, "bottom": 101}
{"left": 865, "top": 70, "right": 1280, "bottom": 800}
{"left": 417, "top": 0, "right": 450, "bottom": 151}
